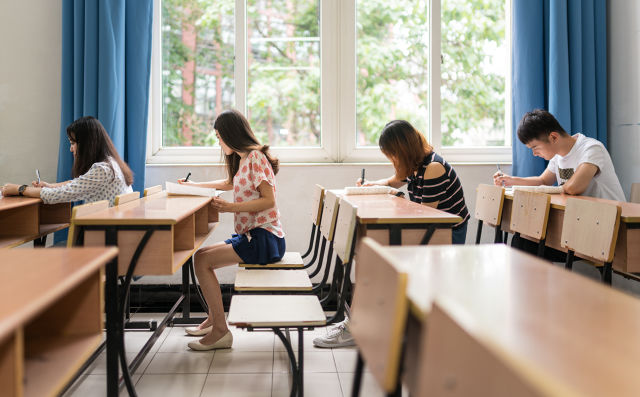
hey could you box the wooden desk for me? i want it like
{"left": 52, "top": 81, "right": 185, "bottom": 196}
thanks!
{"left": 501, "top": 192, "right": 640, "bottom": 272}
{"left": 0, "top": 247, "right": 117, "bottom": 397}
{"left": 74, "top": 193, "right": 217, "bottom": 275}
{"left": 335, "top": 192, "right": 462, "bottom": 245}
{"left": 0, "top": 197, "right": 71, "bottom": 248}
{"left": 71, "top": 193, "right": 218, "bottom": 395}
{"left": 381, "top": 244, "right": 640, "bottom": 397}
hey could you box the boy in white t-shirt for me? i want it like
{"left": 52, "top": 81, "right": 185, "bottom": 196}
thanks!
{"left": 494, "top": 109, "right": 625, "bottom": 202}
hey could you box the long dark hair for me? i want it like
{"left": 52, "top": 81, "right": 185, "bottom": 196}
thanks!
{"left": 66, "top": 116, "right": 133, "bottom": 186}
{"left": 213, "top": 109, "right": 279, "bottom": 183}
{"left": 379, "top": 120, "right": 433, "bottom": 179}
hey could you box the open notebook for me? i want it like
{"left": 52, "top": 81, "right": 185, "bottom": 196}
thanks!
{"left": 344, "top": 186, "right": 393, "bottom": 195}
{"left": 507, "top": 185, "right": 564, "bottom": 194}
{"left": 165, "top": 181, "right": 220, "bottom": 197}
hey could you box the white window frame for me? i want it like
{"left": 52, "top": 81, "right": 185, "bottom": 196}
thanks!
{"left": 147, "top": 0, "right": 512, "bottom": 165}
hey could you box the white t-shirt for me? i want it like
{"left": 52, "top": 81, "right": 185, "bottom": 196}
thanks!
{"left": 546, "top": 133, "right": 625, "bottom": 201}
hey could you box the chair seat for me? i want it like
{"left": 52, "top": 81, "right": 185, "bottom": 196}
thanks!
{"left": 234, "top": 269, "right": 312, "bottom": 291}
{"left": 227, "top": 295, "right": 326, "bottom": 328}
{"left": 239, "top": 251, "right": 304, "bottom": 268}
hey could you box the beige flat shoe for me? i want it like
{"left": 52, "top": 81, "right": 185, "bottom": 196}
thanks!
{"left": 185, "top": 325, "right": 213, "bottom": 336}
{"left": 188, "top": 331, "right": 233, "bottom": 351}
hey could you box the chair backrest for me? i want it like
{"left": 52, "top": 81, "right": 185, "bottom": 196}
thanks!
{"left": 333, "top": 197, "right": 358, "bottom": 263}
{"left": 474, "top": 184, "right": 505, "bottom": 226}
{"left": 66, "top": 200, "right": 109, "bottom": 247}
{"left": 143, "top": 185, "right": 163, "bottom": 197}
{"left": 350, "top": 237, "right": 408, "bottom": 394}
{"left": 416, "top": 302, "right": 542, "bottom": 397}
{"left": 319, "top": 190, "right": 340, "bottom": 241}
{"left": 114, "top": 191, "right": 140, "bottom": 206}
{"left": 311, "top": 184, "right": 325, "bottom": 226}
{"left": 631, "top": 183, "right": 640, "bottom": 204}
{"left": 561, "top": 198, "right": 621, "bottom": 263}
{"left": 509, "top": 190, "right": 551, "bottom": 241}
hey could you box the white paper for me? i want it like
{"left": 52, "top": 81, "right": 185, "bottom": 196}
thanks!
{"left": 165, "top": 181, "right": 219, "bottom": 197}
{"left": 344, "top": 186, "right": 392, "bottom": 195}
{"left": 511, "top": 185, "right": 564, "bottom": 194}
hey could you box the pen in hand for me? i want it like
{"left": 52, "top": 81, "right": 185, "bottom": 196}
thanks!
{"left": 36, "top": 169, "right": 40, "bottom": 185}
{"left": 184, "top": 172, "right": 191, "bottom": 183}
{"left": 360, "top": 168, "right": 366, "bottom": 186}
{"left": 496, "top": 164, "right": 505, "bottom": 186}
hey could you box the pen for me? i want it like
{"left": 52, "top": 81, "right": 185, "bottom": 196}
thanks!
{"left": 184, "top": 172, "right": 191, "bottom": 182}
{"left": 36, "top": 169, "right": 40, "bottom": 184}
{"left": 496, "top": 164, "right": 505, "bottom": 186}
{"left": 361, "top": 168, "right": 365, "bottom": 185}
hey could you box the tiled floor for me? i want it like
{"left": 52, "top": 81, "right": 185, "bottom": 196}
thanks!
{"left": 63, "top": 313, "right": 386, "bottom": 397}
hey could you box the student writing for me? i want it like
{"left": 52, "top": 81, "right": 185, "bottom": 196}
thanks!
{"left": 494, "top": 109, "right": 625, "bottom": 201}
{"left": 1, "top": 116, "right": 133, "bottom": 205}
{"left": 179, "top": 109, "right": 285, "bottom": 351}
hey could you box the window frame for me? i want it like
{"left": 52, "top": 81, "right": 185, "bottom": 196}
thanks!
{"left": 147, "top": 0, "right": 512, "bottom": 165}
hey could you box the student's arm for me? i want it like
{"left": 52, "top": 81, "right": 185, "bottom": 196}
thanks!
{"left": 420, "top": 162, "right": 447, "bottom": 208}
{"left": 39, "top": 163, "right": 113, "bottom": 204}
{"left": 1, "top": 184, "right": 42, "bottom": 198}
{"left": 32, "top": 180, "right": 72, "bottom": 188}
{"left": 211, "top": 180, "right": 275, "bottom": 213}
{"left": 359, "top": 174, "right": 406, "bottom": 189}
{"left": 179, "top": 178, "right": 233, "bottom": 191}
{"left": 561, "top": 163, "right": 598, "bottom": 195}
{"left": 493, "top": 169, "right": 556, "bottom": 187}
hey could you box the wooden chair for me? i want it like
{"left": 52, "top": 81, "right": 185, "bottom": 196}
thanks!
{"left": 238, "top": 184, "right": 325, "bottom": 269}
{"left": 350, "top": 237, "right": 409, "bottom": 397}
{"left": 66, "top": 200, "right": 109, "bottom": 248}
{"left": 415, "top": 301, "right": 545, "bottom": 397}
{"left": 474, "top": 184, "right": 505, "bottom": 244}
{"left": 227, "top": 198, "right": 359, "bottom": 397}
{"left": 631, "top": 183, "right": 640, "bottom": 204}
{"left": 114, "top": 191, "right": 140, "bottom": 206}
{"left": 562, "top": 198, "right": 621, "bottom": 284}
{"left": 143, "top": 185, "right": 162, "bottom": 197}
{"left": 233, "top": 190, "right": 340, "bottom": 297}
{"left": 509, "top": 190, "right": 551, "bottom": 257}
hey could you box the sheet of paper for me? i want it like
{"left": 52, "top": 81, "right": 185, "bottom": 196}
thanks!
{"left": 343, "top": 186, "right": 392, "bottom": 195}
{"left": 511, "top": 185, "right": 564, "bottom": 194}
{"left": 165, "top": 181, "right": 219, "bottom": 197}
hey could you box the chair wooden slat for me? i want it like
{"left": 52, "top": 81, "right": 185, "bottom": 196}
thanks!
{"left": 319, "top": 190, "right": 340, "bottom": 241}
{"left": 561, "top": 198, "right": 621, "bottom": 263}
{"left": 143, "top": 185, "right": 162, "bottom": 197}
{"left": 510, "top": 190, "right": 551, "bottom": 240}
{"left": 474, "top": 184, "right": 505, "bottom": 226}
{"left": 114, "top": 191, "right": 140, "bottom": 206}
{"left": 333, "top": 198, "right": 357, "bottom": 262}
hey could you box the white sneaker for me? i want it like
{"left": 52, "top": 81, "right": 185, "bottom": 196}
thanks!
{"left": 313, "top": 320, "right": 355, "bottom": 348}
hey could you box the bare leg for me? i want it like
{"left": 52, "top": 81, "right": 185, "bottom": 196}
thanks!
{"left": 193, "top": 242, "right": 242, "bottom": 345}
{"left": 191, "top": 242, "right": 227, "bottom": 330}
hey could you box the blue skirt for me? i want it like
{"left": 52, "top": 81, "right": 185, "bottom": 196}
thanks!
{"left": 225, "top": 227, "right": 286, "bottom": 265}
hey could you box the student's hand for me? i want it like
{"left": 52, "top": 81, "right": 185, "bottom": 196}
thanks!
{"left": 178, "top": 179, "right": 193, "bottom": 185}
{"left": 211, "top": 196, "right": 235, "bottom": 212}
{"left": 356, "top": 178, "right": 378, "bottom": 187}
{"left": 32, "top": 181, "right": 51, "bottom": 188}
{"left": 356, "top": 178, "right": 365, "bottom": 187}
{"left": 1, "top": 184, "right": 19, "bottom": 196}
{"left": 493, "top": 171, "right": 515, "bottom": 187}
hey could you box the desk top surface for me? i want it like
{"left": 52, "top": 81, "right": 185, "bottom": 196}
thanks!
{"left": 504, "top": 191, "right": 640, "bottom": 222}
{"left": 333, "top": 191, "right": 462, "bottom": 224}
{"left": 0, "top": 247, "right": 118, "bottom": 342}
{"left": 381, "top": 243, "right": 640, "bottom": 396}
{"left": 73, "top": 193, "right": 212, "bottom": 225}
{"left": 0, "top": 196, "right": 42, "bottom": 211}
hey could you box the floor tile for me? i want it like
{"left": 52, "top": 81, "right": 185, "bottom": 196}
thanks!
{"left": 209, "top": 351, "right": 273, "bottom": 373}
{"left": 200, "top": 373, "right": 273, "bottom": 397}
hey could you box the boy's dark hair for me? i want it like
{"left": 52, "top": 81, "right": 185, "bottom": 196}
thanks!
{"left": 66, "top": 116, "right": 133, "bottom": 186}
{"left": 516, "top": 109, "right": 568, "bottom": 144}
{"left": 213, "top": 109, "right": 279, "bottom": 184}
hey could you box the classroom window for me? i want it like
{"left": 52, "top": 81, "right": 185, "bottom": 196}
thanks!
{"left": 149, "top": 0, "right": 511, "bottom": 164}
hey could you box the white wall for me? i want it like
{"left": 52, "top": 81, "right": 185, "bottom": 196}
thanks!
{"left": 0, "top": 1, "right": 61, "bottom": 185}
{"left": 608, "top": 0, "right": 640, "bottom": 199}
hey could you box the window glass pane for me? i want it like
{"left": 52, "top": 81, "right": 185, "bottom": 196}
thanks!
{"left": 441, "top": 0, "right": 506, "bottom": 146}
{"left": 247, "top": 0, "right": 320, "bottom": 147}
{"left": 356, "top": 0, "right": 429, "bottom": 147}
{"left": 162, "top": 0, "right": 235, "bottom": 147}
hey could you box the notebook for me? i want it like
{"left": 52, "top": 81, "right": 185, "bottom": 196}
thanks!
{"left": 510, "top": 185, "right": 564, "bottom": 194}
{"left": 344, "top": 186, "right": 393, "bottom": 195}
{"left": 165, "top": 181, "right": 219, "bottom": 197}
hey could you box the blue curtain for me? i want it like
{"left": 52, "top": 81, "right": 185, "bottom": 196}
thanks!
{"left": 511, "top": 0, "right": 607, "bottom": 177}
{"left": 56, "top": 0, "right": 153, "bottom": 193}
{"left": 55, "top": 0, "right": 153, "bottom": 243}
